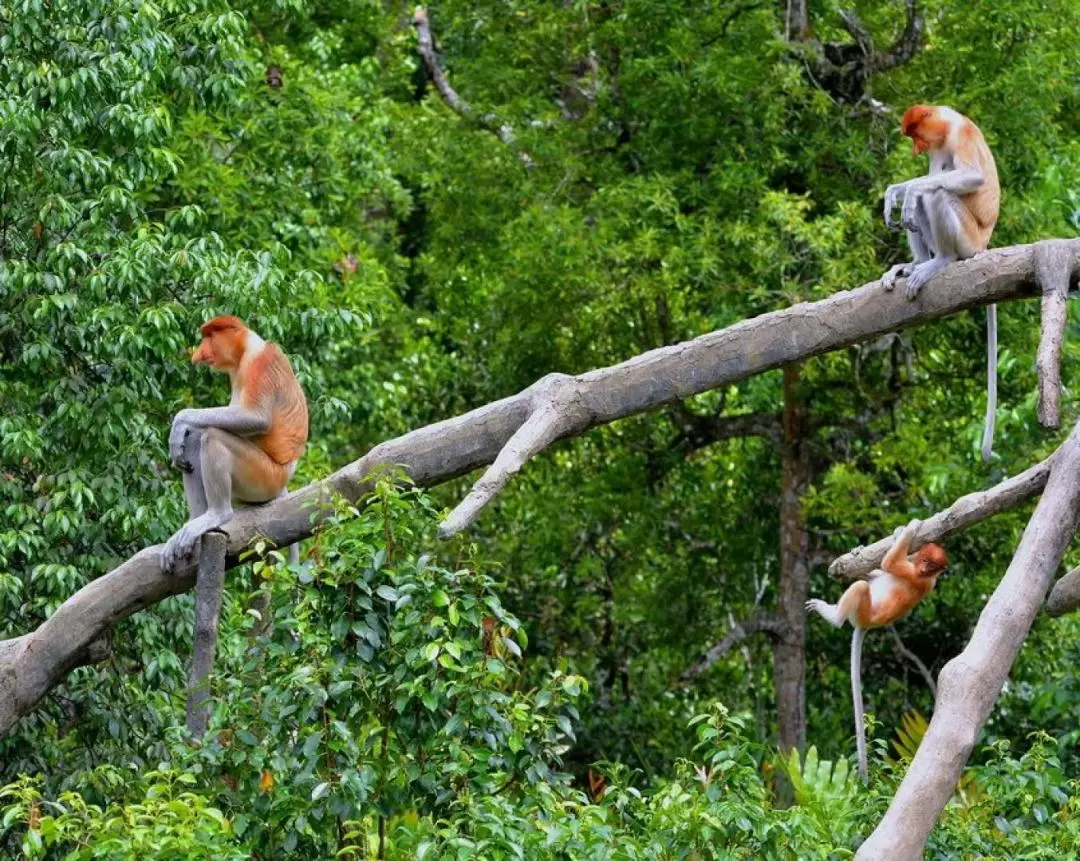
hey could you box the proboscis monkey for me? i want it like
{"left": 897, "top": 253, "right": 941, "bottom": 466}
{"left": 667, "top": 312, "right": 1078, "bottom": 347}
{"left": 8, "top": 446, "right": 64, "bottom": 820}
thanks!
{"left": 881, "top": 105, "right": 1001, "bottom": 461}
{"left": 161, "top": 316, "right": 308, "bottom": 572}
{"left": 806, "top": 520, "right": 947, "bottom": 783}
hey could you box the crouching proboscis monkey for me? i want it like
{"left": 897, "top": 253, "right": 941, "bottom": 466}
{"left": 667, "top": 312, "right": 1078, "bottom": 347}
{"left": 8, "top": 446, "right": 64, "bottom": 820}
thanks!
{"left": 882, "top": 104, "right": 1001, "bottom": 461}
{"left": 161, "top": 315, "right": 308, "bottom": 572}
{"left": 807, "top": 520, "right": 948, "bottom": 782}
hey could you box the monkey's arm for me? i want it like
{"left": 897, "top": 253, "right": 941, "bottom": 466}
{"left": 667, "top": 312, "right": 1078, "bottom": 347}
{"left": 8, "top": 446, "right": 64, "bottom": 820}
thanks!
{"left": 169, "top": 406, "right": 271, "bottom": 470}
{"left": 881, "top": 519, "right": 920, "bottom": 576}
{"left": 884, "top": 167, "right": 985, "bottom": 228}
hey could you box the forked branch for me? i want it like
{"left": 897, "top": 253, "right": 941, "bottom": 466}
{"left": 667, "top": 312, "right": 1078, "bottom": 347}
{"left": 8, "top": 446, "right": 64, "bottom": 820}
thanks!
{"left": 0, "top": 239, "right": 1077, "bottom": 738}
{"left": 855, "top": 420, "right": 1080, "bottom": 860}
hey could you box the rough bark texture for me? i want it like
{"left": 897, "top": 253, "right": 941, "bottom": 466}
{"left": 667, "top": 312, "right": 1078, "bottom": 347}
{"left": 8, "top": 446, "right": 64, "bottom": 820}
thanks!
{"left": 855, "top": 420, "right": 1080, "bottom": 860}
{"left": 1034, "top": 240, "right": 1077, "bottom": 428}
{"left": 829, "top": 455, "right": 1055, "bottom": 582}
{"left": 0, "top": 239, "right": 1077, "bottom": 738}
{"left": 773, "top": 363, "right": 811, "bottom": 805}
{"left": 185, "top": 533, "right": 227, "bottom": 737}
{"left": 1045, "top": 565, "right": 1080, "bottom": 617}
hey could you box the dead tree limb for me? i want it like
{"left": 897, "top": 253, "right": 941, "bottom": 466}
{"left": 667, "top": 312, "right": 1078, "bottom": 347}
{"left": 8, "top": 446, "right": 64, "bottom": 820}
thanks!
{"left": 1034, "top": 240, "right": 1077, "bottom": 428}
{"left": 1045, "top": 564, "right": 1080, "bottom": 617}
{"left": 856, "top": 419, "right": 1080, "bottom": 860}
{"left": 1, "top": 238, "right": 1077, "bottom": 738}
{"left": 185, "top": 533, "right": 227, "bottom": 737}
{"left": 678, "top": 614, "right": 785, "bottom": 684}
{"left": 412, "top": 8, "right": 532, "bottom": 166}
{"left": 888, "top": 626, "right": 936, "bottom": 699}
{"left": 828, "top": 454, "right": 1056, "bottom": 582}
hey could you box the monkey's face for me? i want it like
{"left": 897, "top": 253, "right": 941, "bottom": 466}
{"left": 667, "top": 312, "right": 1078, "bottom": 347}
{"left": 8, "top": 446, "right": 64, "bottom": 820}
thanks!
{"left": 915, "top": 543, "right": 948, "bottom": 577}
{"left": 900, "top": 105, "right": 947, "bottom": 157}
{"left": 192, "top": 327, "right": 244, "bottom": 370}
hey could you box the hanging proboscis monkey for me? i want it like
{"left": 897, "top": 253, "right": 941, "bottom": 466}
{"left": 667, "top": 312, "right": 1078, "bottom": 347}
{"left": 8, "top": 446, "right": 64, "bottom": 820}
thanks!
{"left": 807, "top": 521, "right": 948, "bottom": 782}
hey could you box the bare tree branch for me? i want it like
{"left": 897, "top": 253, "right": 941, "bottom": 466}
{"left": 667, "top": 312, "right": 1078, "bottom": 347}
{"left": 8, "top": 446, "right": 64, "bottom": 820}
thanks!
{"left": 888, "top": 626, "right": 936, "bottom": 699}
{"left": 867, "top": 0, "right": 924, "bottom": 74}
{"left": 185, "top": 532, "right": 226, "bottom": 737}
{"left": 1, "top": 239, "right": 1077, "bottom": 738}
{"left": 412, "top": 8, "right": 532, "bottom": 166}
{"left": 1045, "top": 564, "right": 1080, "bottom": 617}
{"left": 1034, "top": 240, "right": 1077, "bottom": 428}
{"left": 856, "top": 419, "right": 1080, "bottom": 860}
{"left": 829, "top": 454, "right": 1057, "bottom": 582}
{"left": 678, "top": 613, "right": 785, "bottom": 684}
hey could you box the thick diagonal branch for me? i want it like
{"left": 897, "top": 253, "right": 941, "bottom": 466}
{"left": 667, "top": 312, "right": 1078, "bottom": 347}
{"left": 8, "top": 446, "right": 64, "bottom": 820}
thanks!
{"left": 855, "top": 420, "right": 1080, "bottom": 860}
{"left": 1, "top": 239, "right": 1077, "bottom": 738}
{"left": 828, "top": 455, "right": 1055, "bottom": 582}
{"left": 1045, "top": 565, "right": 1080, "bottom": 617}
{"left": 1034, "top": 240, "right": 1076, "bottom": 428}
{"left": 412, "top": 8, "right": 531, "bottom": 166}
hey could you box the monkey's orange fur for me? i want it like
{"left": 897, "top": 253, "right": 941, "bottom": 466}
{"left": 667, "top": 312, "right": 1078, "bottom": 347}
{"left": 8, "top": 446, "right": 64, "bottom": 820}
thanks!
{"left": 900, "top": 104, "right": 999, "bottom": 251}
{"left": 837, "top": 542, "right": 947, "bottom": 630}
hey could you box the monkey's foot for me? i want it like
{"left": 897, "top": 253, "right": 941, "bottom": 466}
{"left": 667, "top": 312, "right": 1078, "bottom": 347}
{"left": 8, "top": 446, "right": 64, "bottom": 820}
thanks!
{"left": 904, "top": 257, "right": 953, "bottom": 299}
{"left": 881, "top": 263, "right": 912, "bottom": 292}
{"left": 161, "top": 528, "right": 199, "bottom": 572}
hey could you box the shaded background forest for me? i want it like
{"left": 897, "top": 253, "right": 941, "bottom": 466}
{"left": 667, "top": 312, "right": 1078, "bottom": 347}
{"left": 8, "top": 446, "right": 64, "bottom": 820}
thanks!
{"left": 2, "top": 0, "right": 1080, "bottom": 856}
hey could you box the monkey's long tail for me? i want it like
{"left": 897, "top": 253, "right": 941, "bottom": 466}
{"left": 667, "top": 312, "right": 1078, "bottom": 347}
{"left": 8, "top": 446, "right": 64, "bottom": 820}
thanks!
{"left": 851, "top": 627, "right": 868, "bottom": 783}
{"left": 981, "top": 304, "right": 998, "bottom": 463}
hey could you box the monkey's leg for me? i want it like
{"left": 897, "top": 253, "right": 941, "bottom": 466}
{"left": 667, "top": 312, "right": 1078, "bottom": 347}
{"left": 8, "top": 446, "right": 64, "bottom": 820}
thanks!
{"left": 904, "top": 190, "right": 980, "bottom": 299}
{"left": 180, "top": 429, "right": 208, "bottom": 518}
{"left": 163, "top": 430, "right": 282, "bottom": 571}
{"left": 882, "top": 198, "right": 932, "bottom": 291}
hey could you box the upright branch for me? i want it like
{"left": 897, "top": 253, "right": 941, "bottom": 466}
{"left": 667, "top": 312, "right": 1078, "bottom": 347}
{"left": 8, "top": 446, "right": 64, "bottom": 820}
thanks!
{"left": 185, "top": 533, "right": 227, "bottom": 737}
{"left": 412, "top": 8, "right": 532, "bottom": 166}
{"left": 1034, "top": 240, "right": 1077, "bottom": 428}
{"left": 856, "top": 419, "right": 1080, "bottom": 860}
{"left": 0, "top": 239, "right": 1077, "bottom": 738}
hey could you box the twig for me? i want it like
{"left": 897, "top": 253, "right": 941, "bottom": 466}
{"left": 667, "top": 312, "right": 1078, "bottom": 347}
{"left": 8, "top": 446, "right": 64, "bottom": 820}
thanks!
{"left": 412, "top": 8, "right": 532, "bottom": 166}
{"left": 677, "top": 613, "right": 784, "bottom": 684}
{"left": 888, "top": 626, "right": 936, "bottom": 698}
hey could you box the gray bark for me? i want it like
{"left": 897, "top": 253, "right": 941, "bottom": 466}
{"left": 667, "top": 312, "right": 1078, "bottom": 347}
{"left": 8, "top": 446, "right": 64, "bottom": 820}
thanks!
{"left": 774, "top": 363, "right": 811, "bottom": 805}
{"left": 185, "top": 533, "right": 227, "bottom": 737}
{"left": 1045, "top": 565, "right": 1080, "bottom": 617}
{"left": 0, "top": 239, "right": 1076, "bottom": 739}
{"left": 1034, "top": 240, "right": 1077, "bottom": 428}
{"left": 856, "top": 419, "right": 1080, "bottom": 860}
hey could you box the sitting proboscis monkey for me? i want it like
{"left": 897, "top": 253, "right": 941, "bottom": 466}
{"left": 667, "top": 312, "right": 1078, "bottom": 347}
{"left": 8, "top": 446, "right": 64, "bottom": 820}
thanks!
{"left": 161, "top": 316, "right": 308, "bottom": 572}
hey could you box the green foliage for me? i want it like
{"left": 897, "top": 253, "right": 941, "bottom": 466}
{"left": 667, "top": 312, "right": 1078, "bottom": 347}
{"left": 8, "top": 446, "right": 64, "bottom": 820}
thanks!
{"left": 3, "top": 0, "right": 1080, "bottom": 855}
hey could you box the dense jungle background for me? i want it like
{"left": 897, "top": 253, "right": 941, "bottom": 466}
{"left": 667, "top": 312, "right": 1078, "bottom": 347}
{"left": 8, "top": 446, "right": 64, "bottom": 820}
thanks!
{"left": 2, "top": 0, "right": 1080, "bottom": 856}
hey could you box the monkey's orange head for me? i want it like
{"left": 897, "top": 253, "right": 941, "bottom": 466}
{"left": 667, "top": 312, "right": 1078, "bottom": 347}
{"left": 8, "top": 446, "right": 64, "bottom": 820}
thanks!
{"left": 900, "top": 105, "right": 948, "bottom": 156}
{"left": 192, "top": 315, "right": 249, "bottom": 370}
{"left": 914, "top": 542, "right": 948, "bottom": 578}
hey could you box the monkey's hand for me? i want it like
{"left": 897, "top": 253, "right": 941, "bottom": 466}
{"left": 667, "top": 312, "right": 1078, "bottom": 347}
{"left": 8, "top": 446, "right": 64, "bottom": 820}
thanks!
{"left": 169, "top": 413, "right": 196, "bottom": 472}
{"left": 900, "top": 188, "right": 922, "bottom": 233}
{"left": 881, "top": 263, "right": 912, "bottom": 291}
{"left": 883, "top": 183, "right": 906, "bottom": 229}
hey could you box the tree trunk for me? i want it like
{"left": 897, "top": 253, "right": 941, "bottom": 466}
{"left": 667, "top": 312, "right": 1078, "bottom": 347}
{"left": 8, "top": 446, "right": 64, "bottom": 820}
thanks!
{"left": 773, "top": 362, "right": 811, "bottom": 804}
